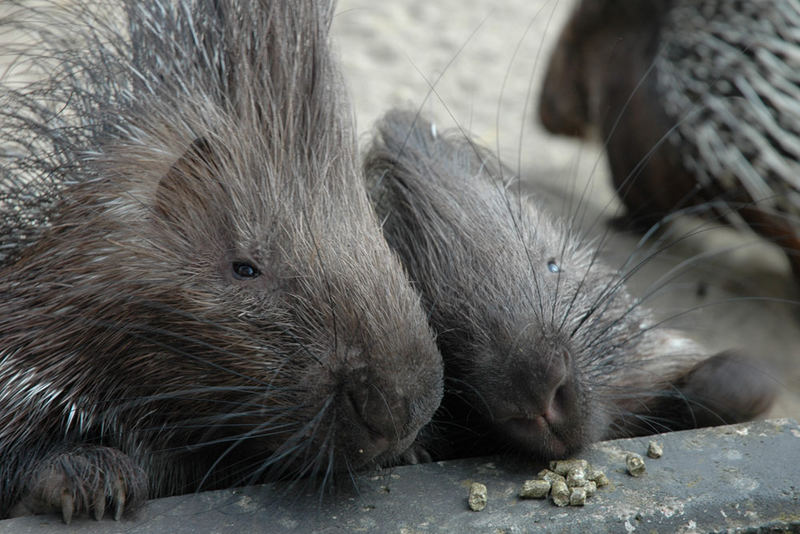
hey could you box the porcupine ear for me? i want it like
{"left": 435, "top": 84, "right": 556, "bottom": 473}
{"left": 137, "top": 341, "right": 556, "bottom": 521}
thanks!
{"left": 365, "top": 110, "right": 451, "bottom": 195}
{"left": 364, "top": 111, "right": 439, "bottom": 220}
{"left": 365, "top": 109, "right": 496, "bottom": 196}
{"left": 155, "top": 136, "right": 220, "bottom": 224}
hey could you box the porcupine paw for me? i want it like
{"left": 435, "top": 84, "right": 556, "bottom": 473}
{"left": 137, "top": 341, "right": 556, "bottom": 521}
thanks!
{"left": 393, "top": 442, "right": 433, "bottom": 465}
{"left": 672, "top": 350, "right": 777, "bottom": 429}
{"left": 9, "top": 446, "right": 148, "bottom": 524}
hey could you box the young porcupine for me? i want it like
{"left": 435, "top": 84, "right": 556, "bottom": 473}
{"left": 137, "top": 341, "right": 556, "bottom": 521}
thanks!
{"left": 539, "top": 0, "right": 800, "bottom": 278}
{"left": 365, "top": 109, "right": 775, "bottom": 461}
{"left": 0, "top": 0, "right": 443, "bottom": 523}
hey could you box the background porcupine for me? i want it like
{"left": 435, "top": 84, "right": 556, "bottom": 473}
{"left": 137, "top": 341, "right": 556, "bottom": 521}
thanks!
{"left": 539, "top": 0, "right": 800, "bottom": 279}
{"left": 0, "top": 0, "right": 443, "bottom": 523}
{"left": 365, "top": 109, "right": 775, "bottom": 460}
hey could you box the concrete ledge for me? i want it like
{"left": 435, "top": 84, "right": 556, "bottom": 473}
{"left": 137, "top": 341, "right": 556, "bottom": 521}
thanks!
{"left": 2, "top": 419, "right": 798, "bottom": 533}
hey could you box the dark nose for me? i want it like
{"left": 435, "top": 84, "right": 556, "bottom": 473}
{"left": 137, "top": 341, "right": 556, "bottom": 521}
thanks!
{"left": 511, "top": 347, "right": 574, "bottom": 425}
{"left": 340, "top": 367, "right": 409, "bottom": 461}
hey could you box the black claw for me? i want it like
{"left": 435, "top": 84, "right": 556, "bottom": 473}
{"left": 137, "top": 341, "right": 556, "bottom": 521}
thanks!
{"left": 416, "top": 448, "right": 433, "bottom": 464}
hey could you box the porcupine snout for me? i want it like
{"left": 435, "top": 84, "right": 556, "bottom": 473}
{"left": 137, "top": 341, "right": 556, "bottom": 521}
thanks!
{"left": 513, "top": 348, "right": 571, "bottom": 424}
{"left": 490, "top": 336, "right": 584, "bottom": 457}
{"left": 338, "top": 364, "right": 420, "bottom": 464}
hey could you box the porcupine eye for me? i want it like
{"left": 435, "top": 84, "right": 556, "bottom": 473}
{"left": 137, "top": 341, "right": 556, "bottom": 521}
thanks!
{"left": 232, "top": 261, "right": 260, "bottom": 279}
{"left": 547, "top": 259, "right": 561, "bottom": 273}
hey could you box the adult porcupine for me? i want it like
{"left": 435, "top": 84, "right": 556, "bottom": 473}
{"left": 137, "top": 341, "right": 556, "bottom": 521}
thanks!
{"left": 539, "top": 0, "right": 800, "bottom": 278}
{"left": 0, "top": 0, "right": 443, "bottom": 523}
{"left": 365, "top": 109, "right": 774, "bottom": 460}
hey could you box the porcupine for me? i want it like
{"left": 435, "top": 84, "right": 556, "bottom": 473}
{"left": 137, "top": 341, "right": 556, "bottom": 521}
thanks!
{"left": 538, "top": 0, "right": 800, "bottom": 279}
{"left": 0, "top": 0, "right": 443, "bottom": 523}
{"left": 364, "top": 109, "right": 775, "bottom": 460}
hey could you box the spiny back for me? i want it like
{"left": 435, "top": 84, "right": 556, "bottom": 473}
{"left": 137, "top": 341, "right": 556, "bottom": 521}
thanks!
{"left": 655, "top": 0, "right": 800, "bottom": 214}
{"left": 0, "top": 0, "right": 352, "bottom": 265}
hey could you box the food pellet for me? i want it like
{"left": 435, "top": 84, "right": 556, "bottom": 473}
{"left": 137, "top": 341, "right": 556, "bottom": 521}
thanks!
{"left": 626, "top": 453, "right": 646, "bottom": 477}
{"left": 647, "top": 441, "right": 663, "bottom": 459}
{"left": 566, "top": 467, "right": 586, "bottom": 488}
{"left": 569, "top": 487, "right": 586, "bottom": 506}
{"left": 520, "top": 479, "right": 551, "bottom": 499}
{"left": 588, "top": 469, "right": 609, "bottom": 487}
{"left": 468, "top": 482, "right": 487, "bottom": 511}
{"left": 551, "top": 479, "right": 570, "bottom": 507}
{"left": 520, "top": 460, "right": 610, "bottom": 507}
{"left": 550, "top": 459, "right": 589, "bottom": 476}
{"left": 538, "top": 469, "right": 566, "bottom": 485}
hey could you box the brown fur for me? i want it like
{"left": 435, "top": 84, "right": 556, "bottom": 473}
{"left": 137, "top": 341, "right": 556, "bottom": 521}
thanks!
{"left": 0, "top": 0, "right": 442, "bottom": 522}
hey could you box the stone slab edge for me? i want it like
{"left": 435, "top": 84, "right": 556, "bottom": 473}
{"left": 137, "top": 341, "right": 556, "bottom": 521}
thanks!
{"left": 2, "top": 419, "right": 798, "bottom": 533}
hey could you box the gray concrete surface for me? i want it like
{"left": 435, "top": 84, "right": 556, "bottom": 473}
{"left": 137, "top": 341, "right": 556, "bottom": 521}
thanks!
{"left": 2, "top": 419, "right": 798, "bottom": 533}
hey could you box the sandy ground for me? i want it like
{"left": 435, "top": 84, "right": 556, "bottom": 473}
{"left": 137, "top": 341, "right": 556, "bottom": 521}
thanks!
{"left": 332, "top": 0, "right": 800, "bottom": 420}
